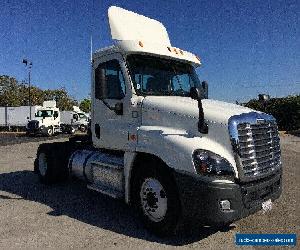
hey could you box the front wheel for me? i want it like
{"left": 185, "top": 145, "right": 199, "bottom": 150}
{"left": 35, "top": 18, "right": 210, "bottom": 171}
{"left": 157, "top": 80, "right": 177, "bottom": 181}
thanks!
{"left": 133, "top": 164, "right": 181, "bottom": 236}
{"left": 79, "top": 124, "right": 87, "bottom": 133}
{"left": 70, "top": 126, "right": 76, "bottom": 134}
{"left": 45, "top": 126, "right": 53, "bottom": 137}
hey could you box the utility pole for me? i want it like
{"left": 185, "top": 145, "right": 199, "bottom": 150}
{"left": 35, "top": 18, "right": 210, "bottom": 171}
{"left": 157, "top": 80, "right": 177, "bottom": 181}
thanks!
{"left": 22, "top": 59, "right": 33, "bottom": 119}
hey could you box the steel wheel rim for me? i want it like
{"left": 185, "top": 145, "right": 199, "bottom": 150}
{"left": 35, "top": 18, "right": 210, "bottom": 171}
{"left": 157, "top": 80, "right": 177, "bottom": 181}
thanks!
{"left": 140, "top": 178, "right": 168, "bottom": 222}
{"left": 38, "top": 153, "right": 47, "bottom": 176}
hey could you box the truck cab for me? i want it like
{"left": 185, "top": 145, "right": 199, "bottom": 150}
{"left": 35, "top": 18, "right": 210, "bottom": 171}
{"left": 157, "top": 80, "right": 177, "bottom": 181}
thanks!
{"left": 60, "top": 106, "right": 89, "bottom": 133}
{"left": 34, "top": 6, "right": 282, "bottom": 236}
{"left": 27, "top": 101, "right": 60, "bottom": 136}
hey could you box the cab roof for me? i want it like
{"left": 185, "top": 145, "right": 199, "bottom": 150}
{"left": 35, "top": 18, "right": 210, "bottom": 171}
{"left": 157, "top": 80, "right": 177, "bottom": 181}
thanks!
{"left": 93, "top": 6, "right": 201, "bottom": 66}
{"left": 93, "top": 40, "right": 201, "bottom": 66}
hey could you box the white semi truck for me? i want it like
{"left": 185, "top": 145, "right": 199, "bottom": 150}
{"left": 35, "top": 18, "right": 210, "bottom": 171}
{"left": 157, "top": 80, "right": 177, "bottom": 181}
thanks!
{"left": 27, "top": 102, "right": 88, "bottom": 136}
{"left": 34, "top": 6, "right": 282, "bottom": 236}
{"left": 60, "top": 106, "right": 89, "bottom": 132}
{"left": 26, "top": 100, "right": 62, "bottom": 136}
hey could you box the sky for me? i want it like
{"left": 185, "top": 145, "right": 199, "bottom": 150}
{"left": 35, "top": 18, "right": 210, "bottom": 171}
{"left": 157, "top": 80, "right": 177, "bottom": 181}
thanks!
{"left": 0, "top": 0, "right": 299, "bottom": 103}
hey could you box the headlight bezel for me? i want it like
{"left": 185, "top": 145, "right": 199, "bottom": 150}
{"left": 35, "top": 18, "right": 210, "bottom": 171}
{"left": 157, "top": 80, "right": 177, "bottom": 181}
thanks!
{"left": 192, "top": 149, "right": 234, "bottom": 177}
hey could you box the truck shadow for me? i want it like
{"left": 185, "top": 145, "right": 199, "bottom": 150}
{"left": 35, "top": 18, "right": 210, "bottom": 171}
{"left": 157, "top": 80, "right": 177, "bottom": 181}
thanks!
{"left": 0, "top": 170, "right": 224, "bottom": 246}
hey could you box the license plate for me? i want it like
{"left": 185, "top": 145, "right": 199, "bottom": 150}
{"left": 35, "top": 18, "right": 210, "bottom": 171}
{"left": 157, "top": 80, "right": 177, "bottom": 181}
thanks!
{"left": 262, "top": 199, "right": 272, "bottom": 212}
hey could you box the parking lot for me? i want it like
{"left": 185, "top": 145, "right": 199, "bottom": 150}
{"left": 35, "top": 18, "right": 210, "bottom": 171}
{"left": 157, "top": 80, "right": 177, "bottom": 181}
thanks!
{"left": 0, "top": 133, "right": 299, "bottom": 248}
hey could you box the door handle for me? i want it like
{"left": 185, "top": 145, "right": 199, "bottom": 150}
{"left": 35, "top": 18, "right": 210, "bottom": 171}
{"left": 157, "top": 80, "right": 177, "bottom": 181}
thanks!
{"left": 95, "top": 124, "right": 100, "bottom": 139}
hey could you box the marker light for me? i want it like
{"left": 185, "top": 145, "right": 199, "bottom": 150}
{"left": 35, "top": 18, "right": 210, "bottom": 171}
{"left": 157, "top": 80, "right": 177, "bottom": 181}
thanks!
{"left": 139, "top": 41, "right": 144, "bottom": 47}
{"left": 179, "top": 50, "right": 184, "bottom": 55}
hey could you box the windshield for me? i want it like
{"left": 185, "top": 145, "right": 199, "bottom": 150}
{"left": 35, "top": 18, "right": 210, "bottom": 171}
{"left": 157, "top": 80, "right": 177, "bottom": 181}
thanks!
{"left": 35, "top": 110, "right": 53, "bottom": 118}
{"left": 126, "top": 54, "right": 202, "bottom": 97}
{"left": 78, "top": 113, "right": 87, "bottom": 119}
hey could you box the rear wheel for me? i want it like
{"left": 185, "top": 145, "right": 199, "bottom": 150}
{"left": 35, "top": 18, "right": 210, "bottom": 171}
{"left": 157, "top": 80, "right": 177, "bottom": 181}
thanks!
{"left": 132, "top": 160, "right": 181, "bottom": 236}
{"left": 34, "top": 142, "right": 75, "bottom": 184}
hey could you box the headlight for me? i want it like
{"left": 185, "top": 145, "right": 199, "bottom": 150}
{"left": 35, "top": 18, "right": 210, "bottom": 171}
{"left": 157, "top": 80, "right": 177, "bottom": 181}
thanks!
{"left": 192, "top": 149, "right": 234, "bottom": 176}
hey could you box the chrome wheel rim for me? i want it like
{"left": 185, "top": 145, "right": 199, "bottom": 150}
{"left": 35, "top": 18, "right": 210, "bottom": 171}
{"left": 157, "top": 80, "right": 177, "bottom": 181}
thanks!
{"left": 140, "top": 178, "right": 168, "bottom": 222}
{"left": 38, "top": 153, "right": 47, "bottom": 176}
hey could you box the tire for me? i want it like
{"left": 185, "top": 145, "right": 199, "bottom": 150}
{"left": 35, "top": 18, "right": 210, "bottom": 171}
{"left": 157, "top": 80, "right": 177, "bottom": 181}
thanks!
{"left": 132, "top": 160, "right": 181, "bottom": 236}
{"left": 34, "top": 142, "right": 74, "bottom": 184}
{"left": 45, "top": 126, "right": 53, "bottom": 137}
{"left": 69, "top": 127, "right": 76, "bottom": 135}
{"left": 79, "top": 124, "right": 87, "bottom": 133}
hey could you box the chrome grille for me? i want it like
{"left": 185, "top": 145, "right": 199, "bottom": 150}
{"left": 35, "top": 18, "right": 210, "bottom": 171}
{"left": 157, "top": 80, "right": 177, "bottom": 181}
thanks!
{"left": 237, "top": 122, "right": 281, "bottom": 177}
{"left": 228, "top": 112, "right": 282, "bottom": 182}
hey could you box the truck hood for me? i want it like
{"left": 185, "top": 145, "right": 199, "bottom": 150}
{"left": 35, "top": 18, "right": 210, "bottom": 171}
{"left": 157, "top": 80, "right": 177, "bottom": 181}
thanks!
{"left": 141, "top": 96, "right": 254, "bottom": 129}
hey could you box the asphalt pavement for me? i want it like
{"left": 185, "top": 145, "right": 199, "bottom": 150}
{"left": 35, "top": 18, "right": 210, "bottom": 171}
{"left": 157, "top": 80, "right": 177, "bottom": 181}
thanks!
{"left": 0, "top": 134, "right": 299, "bottom": 248}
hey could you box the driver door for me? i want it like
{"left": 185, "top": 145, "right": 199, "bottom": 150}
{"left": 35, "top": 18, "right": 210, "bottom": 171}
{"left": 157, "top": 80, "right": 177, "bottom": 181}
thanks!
{"left": 92, "top": 53, "right": 138, "bottom": 150}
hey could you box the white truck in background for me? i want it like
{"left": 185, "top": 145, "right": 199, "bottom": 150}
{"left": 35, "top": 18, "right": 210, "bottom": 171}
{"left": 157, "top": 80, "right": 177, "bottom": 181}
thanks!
{"left": 26, "top": 100, "right": 63, "bottom": 136}
{"left": 27, "top": 102, "right": 89, "bottom": 136}
{"left": 60, "top": 106, "right": 90, "bottom": 132}
{"left": 34, "top": 7, "right": 282, "bottom": 236}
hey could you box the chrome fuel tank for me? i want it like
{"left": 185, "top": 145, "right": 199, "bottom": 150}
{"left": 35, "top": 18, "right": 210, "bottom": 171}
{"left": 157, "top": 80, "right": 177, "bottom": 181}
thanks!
{"left": 68, "top": 149, "right": 124, "bottom": 193}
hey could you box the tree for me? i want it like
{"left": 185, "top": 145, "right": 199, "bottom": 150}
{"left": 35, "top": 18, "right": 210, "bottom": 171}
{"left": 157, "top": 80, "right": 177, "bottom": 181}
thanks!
{"left": 244, "top": 95, "right": 300, "bottom": 131}
{"left": 43, "top": 88, "right": 78, "bottom": 111}
{"left": 0, "top": 75, "right": 22, "bottom": 106}
{"left": 0, "top": 75, "right": 78, "bottom": 110}
{"left": 79, "top": 98, "right": 91, "bottom": 113}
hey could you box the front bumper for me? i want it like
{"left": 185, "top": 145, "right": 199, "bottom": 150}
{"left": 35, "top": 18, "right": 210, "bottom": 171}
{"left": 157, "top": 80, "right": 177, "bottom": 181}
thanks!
{"left": 173, "top": 169, "right": 282, "bottom": 225}
{"left": 26, "top": 126, "right": 47, "bottom": 135}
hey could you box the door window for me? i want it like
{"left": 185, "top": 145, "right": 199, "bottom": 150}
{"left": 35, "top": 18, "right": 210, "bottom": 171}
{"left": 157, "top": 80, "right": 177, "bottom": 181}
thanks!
{"left": 95, "top": 60, "right": 126, "bottom": 100}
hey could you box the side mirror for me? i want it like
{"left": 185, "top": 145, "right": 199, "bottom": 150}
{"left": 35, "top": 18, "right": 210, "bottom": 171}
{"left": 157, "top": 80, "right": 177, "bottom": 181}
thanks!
{"left": 114, "top": 102, "right": 123, "bottom": 115}
{"left": 73, "top": 114, "right": 79, "bottom": 120}
{"left": 97, "top": 68, "right": 108, "bottom": 100}
{"left": 201, "top": 81, "right": 208, "bottom": 99}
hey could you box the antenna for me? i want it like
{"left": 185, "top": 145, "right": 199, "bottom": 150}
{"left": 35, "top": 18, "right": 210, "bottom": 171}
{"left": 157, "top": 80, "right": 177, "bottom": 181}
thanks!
{"left": 90, "top": 35, "right": 93, "bottom": 64}
{"left": 90, "top": 0, "right": 94, "bottom": 65}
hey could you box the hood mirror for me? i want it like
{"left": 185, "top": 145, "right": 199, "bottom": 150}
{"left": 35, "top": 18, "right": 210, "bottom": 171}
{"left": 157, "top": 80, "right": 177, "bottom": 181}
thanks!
{"left": 189, "top": 86, "right": 208, "bottom": 134}
{"left": 190, "top": 87, "right": 200, "bottom": 100}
